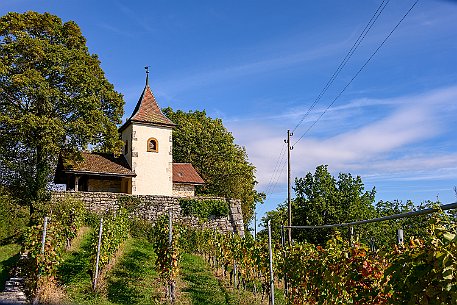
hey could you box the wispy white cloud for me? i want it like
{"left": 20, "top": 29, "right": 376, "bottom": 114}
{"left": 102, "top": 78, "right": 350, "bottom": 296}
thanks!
{"left": 227, "top": 86, "right": 457, "bottom": 194}
{"left": 114, "top": 1, "right": 155, "bottom": 33}
{"left": 97, "top": 22, "right": 135, "bottom": 38}
{"left": 158, "top": 39, "right": 348, "bottom": 93}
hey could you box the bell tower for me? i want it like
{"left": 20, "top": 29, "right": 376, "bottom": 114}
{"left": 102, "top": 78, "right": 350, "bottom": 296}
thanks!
{"left": 118, "top": 68, "right": 175, "bottom": 195}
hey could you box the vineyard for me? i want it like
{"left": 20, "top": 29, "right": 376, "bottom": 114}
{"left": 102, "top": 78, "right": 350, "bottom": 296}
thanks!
{"left": 6, "top": 197, "right": 457, "bottom": 304}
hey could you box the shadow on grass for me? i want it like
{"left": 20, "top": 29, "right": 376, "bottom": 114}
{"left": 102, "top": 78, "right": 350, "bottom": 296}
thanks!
{"left": 0, "top": 251, "right": 20, "bottom": 291}
{"left": 181, "top": 253, "right": 228, "bottom": 305}
{"left": 57, "top": 234, "right": 93, "bottom": 287}
{"left": 106, "top": 239, "right": 161, "bottom": 305}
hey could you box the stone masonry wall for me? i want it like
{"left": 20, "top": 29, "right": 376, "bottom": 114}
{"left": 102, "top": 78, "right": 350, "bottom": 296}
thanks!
{"left": 51, "top": 191, "right": 245, "bottom": 236}
{"left": 172, "top": 183, "right": 195, "bottom": 197}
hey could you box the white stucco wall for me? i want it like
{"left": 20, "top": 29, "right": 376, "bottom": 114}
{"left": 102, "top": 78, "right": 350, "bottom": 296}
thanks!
{"left": 121, "top": 122, "right": 173, "bottom": 196}
{"left": 121, "top": 124, "right": 133, "bottom": 167}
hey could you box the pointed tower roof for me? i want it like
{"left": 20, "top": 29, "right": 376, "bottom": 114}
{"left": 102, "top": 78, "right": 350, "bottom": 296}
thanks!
{"left": 119, "top": 68, "right": 175, "bottom": 131}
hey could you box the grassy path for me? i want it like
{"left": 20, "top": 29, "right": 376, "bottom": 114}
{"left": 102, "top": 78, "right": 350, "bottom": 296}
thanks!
{"left": 105, "top": 238, "right": 161, "bottom": 305}
{"left": 180, "top": 253, "right": 285, "bottom": 305}
{"left": 58, "top": 232, "right": 163, "bottom": 305}
{"left": 180, "top": 253, "right": 230, "bottom": 305}
{"left": 57, "top": 227, "right": 100, "bottom": 304}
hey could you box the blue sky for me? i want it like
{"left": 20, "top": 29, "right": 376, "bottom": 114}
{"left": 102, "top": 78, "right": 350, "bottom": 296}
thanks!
{"left": 2, "top": 0, "right": 457, "bottom": 228}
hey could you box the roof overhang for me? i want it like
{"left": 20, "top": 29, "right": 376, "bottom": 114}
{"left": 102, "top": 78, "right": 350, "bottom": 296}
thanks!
{"left": 118, "top": 118, "right": 175, "bottom": 133}
{"left": 173, "top": 181, "right": 205, "bottom": 185}
{"left": 62, "top": 170, "right": 136, "bottom": 178}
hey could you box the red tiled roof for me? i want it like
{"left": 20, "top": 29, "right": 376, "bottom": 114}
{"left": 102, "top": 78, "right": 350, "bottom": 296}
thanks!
{"left": 173, "top": 163, "right": 205, "bottom": 185}
{"left": 60, "top": 152, "right": 136, "bottom": 177}
{"left": 129, "top": 85, "right": 175, "bottom": 127}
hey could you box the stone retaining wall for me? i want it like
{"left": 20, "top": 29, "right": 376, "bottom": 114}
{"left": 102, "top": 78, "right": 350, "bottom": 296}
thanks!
{"left": 51, "top": 191, "right": 245, "bottom": 236}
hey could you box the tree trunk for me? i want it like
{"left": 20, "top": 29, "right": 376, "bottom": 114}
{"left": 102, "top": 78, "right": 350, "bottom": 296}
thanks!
{"left": 31, "top": 141, "right": 50, "bottom": 215}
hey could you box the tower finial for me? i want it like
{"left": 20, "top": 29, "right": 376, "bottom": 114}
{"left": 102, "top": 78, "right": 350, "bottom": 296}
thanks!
{"left": 145, "top": 66, "right": 150, "bottom": 86}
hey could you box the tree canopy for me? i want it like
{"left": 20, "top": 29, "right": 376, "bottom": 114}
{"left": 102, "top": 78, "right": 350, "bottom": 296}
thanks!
{"left": 260, "top": 165, "right": 452, "bottom": 247}
{"left": 0, "top": 12, "right": 124, "bottom": 206}
{"left": 293, "top": 165, "right": 377, "bottom": 244}
{"left": 163, "top": 107, "right": 264, "bottom": 225}
{"left": 260, "top": 165, "right": 377, "bottom": 244}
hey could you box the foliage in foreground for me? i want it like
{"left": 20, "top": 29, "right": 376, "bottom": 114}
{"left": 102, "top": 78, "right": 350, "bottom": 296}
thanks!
{"left": 0, "top": 187, "right": 29, "bottom": 243}
{"left": 22, "top": 197, "right": 85, "bottom": 298}
{"left": 89, "top": 207, "right": 129, "bottom": 289}
{"left": 181, "top": 212, "right": 457, "bottom": 305}
{"left": 151, "top": 214, "right": 180, "bottom": 303}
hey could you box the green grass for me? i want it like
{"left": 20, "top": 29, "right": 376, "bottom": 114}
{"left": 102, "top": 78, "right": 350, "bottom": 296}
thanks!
{"left": 180, "top": 253, "right": 286, "bottom": 305}
{"left": 58, "top": 231, "right": 285, "bottom": 305}
{"left": 180, "top": 253, "right": 229, "bottom": 305}
{"left": 105, "top": 238, "right": 161, "bottom": 305}
{"left": 0, "top": 243, "right": 21, "bottom": 290}
{"left": 57, "top": 227, "right": 103, "bottom": 304}
{"left": 58, "top": 233, "right": 162, "bottom": 305}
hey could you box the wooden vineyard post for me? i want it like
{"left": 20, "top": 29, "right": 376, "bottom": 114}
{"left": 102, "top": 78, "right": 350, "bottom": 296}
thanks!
{"left": 397, "top": 229, "right": 404, "bottom": 245}
{"left": 41, "top": 217, "right": 49, "bottom": 254}
{"left": 349, "top": 226, "right": 355, "bottom": 246}
{"left": 281, "top": 224, "right": 288, "bottom": 296}
{"left": 168, "top": 209, "right": 176, "bottom": 304}
{"left": 93, "top": 218, "right": 103, "bottom": 291}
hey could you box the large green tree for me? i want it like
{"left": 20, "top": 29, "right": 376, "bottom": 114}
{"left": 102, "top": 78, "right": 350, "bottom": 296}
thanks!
{"left": 0, "top": 12, "right": 124, "bottom": 208}
{"left": 163, "top": 107, "right": 264, "bottom": 225}
{"left": 292, "top": 165, "right": 377, "bottom": 244}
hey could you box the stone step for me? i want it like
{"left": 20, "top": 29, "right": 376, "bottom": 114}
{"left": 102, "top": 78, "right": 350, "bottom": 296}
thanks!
{"left": 4, "top": 281, "right": 22, "bottom": 287}
{"left": 0, "top": 291, "right": 28, "bottom": 304}
{"left": 3, "top": 286, "right": 23, "bottom": 293}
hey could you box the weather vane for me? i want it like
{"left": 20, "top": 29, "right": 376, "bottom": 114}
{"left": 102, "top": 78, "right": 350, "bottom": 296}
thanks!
{"left": 145, "top": 66, "right": 150, "bottom": 85}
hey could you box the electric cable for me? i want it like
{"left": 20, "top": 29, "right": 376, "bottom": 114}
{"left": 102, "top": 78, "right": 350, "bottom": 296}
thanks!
{"left": 292, "top": 0, "right": 391, "bottom": 134}
{"left": 293, "top": 0, "right": 420, "bottom": 147}
{"left": 265, "top": 142, "right": 287, "bottom": 195}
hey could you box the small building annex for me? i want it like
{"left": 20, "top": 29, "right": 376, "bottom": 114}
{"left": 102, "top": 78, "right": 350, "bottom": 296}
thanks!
{"left": 54, "top": 72, "right": 204, "bottom": 197}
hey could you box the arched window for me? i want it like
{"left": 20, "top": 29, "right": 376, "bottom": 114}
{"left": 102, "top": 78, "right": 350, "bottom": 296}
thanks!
{"left": 147, "top": 137, "right": 158, "bottom": 152}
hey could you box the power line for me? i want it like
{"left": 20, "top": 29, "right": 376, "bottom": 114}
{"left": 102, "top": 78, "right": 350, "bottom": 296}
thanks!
{"left": 265, "top": 0, "right": 392, "bottom": 198}
{"left": 265, "top": 142, "right": 287, "bottom": 195}
{"left": 293, "top": 0, "right": 420, "bottom": 147}
{"left": 269, "top": 156, "right": 288, "bottom": 195}
{"left": 292, "top": 0, "right": 391, "bottom": 134}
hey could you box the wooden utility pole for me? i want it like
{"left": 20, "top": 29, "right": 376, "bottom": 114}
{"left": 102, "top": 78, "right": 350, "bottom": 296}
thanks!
{"left": 285, "top": 130, "right": 293, "bottom": 244}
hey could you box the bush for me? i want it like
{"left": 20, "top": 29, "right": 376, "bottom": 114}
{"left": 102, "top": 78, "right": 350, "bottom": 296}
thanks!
{"left": 0, "top": 187, "right": 29, "bottom": 243}
{"left": 117, "top": 195, "right": 143, "bottom": 213}
{"left": 179, "top": 198, "right": 229, "bottom": 220}
{"left": 129, "top": 218, "right": 154, "bottom": 241}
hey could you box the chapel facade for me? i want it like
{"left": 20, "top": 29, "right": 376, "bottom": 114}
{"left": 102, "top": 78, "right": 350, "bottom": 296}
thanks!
{"left": 54, "top": 71, "right": 204, "bottom": 197}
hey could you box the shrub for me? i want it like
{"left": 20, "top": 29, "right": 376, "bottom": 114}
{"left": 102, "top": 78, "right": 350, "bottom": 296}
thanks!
{"left": 179, "top": 198, "right": 229, "bottom": 220}
{"left": 129, "top": 218, "right": 154, "bottom": 241}
{"left": 117, "top": 195, "right": 143, "bottom": 213}
{"left": 0, "top": 188, "right": 29, "bottom": 243}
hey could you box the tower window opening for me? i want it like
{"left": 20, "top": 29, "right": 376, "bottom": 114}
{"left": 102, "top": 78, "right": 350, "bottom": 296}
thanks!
{"left": 147, "top": 138, "right": 158, "bottom": 152}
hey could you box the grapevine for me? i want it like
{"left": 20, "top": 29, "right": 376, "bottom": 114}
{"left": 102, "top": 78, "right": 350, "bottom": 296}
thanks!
{"left": 151, "top": 213, "right": 180, "bottom": 303}
{"left": 22, "top": 197, "right": 86, "bottom": 299}
{"left": 177, "top": 211, "right": 456, "bottom": 305}
{"left": 89, "top": 207, "right": 129, "bottom": 288}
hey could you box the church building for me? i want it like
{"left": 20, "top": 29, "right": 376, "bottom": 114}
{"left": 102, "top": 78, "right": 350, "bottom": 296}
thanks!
{"left": 54, "top": 71, "right": 204, "bottom": 197}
